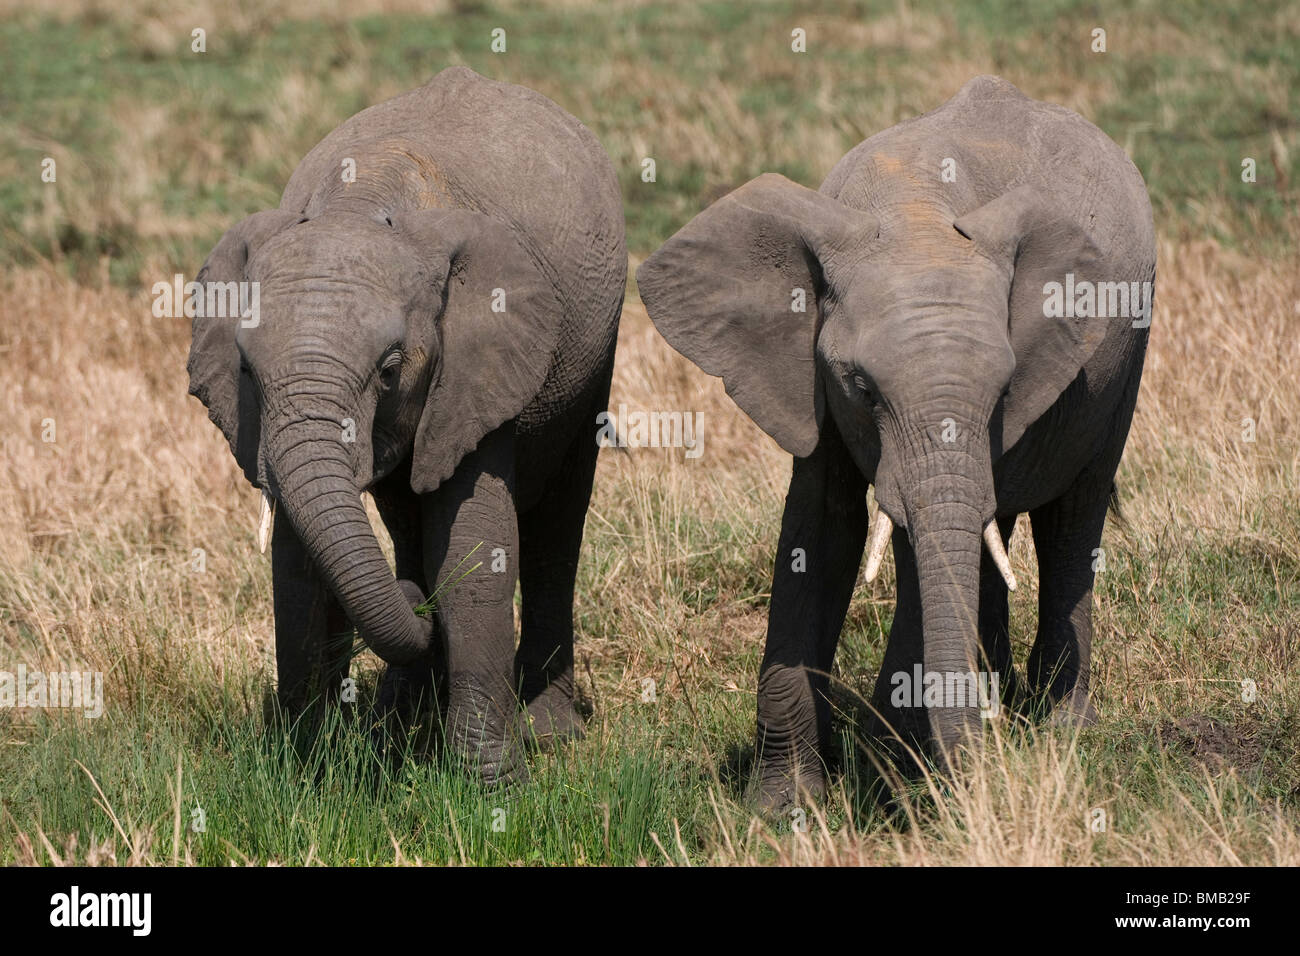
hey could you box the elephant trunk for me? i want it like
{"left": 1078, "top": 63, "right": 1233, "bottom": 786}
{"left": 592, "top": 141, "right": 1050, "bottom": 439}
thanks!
{"left": 267, "top": 409, "right": 431, "bottom": 666}
{"left": 908, "top": 472, "right": 987, "bottom": 761}
{"left": 883, "top": 409, "right": 1000, "bottom": 765}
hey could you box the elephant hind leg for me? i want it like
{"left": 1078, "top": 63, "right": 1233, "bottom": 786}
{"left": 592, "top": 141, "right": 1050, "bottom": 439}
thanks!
{"left": 866, "top": 529, "right": 929, "bottom": 763}
{"left": 977, "top": 513, "right": 1026, "bottom": 720}
{"left": 371, "top": 464, "right": 445, "bottom": 762}
{"left": 515, "top": 411, "right": 602, "bottom": 751}
{"left": 1027, "top": 473, "right": 1112, "bottom": 725}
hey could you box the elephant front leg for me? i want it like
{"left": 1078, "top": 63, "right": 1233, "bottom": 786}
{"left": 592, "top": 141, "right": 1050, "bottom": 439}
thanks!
{"left": 754, "top": 423, "right": 867, "bottom": 813}
{"left": 1027, "top": 476, "right": 1111, "bottom": 726}
{"left": 422, "top": 424, "right": 525, "bottom": 786}
{"left": 370, "top": 465, "right": 444, "bottom": 760}
{"left": 270, "top": 511, "right": 352, "bottom": 726}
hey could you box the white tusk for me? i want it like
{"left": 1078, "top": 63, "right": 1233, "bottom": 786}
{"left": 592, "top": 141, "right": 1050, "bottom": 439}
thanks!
{"left": 863, "top": 510, "right": 894, "bottom": 582}
{"left": 258, "top": 492, "right": 275, "bottom": 555}
{"left": 983, "top": 522, "right": 1016, "bottom": 591}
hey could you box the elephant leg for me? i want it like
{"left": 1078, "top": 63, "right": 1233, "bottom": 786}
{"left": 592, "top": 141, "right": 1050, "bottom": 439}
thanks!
{"left": 1026, "top": 474, "right": 1111, "bottom": 725}
{"left": 371, "top": 459, "right": 429, "bottom": 592}
{"left": 754, "top": 420, "right": 867, "bottom": 812}
{"left": 421, "top": 421, "right": 525, "bottom": 786}
{"left": 867, "top": 528, "right": 928, "bottom": 756}
{"left": 515, "top": 423, "right": 600, "bottom": 750}
{"left": 977, "top": 513, "right": 1023, "bottom": 719}
{"left": 271, "top": 514, "right": 352, "bottom": 723}
{"left": 371, "top": 463, "right": 444, "bottom": 753}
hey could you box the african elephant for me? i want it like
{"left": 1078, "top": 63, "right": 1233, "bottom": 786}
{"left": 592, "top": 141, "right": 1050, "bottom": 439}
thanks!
{"left": 637, "top": 76, "right": 1154, "bottom": 808}
{"left": 187, "top": 67, "right": 626, "bottom": 785}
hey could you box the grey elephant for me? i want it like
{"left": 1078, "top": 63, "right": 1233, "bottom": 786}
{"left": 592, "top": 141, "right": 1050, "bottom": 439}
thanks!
{"left": 187, "top": 67, "right": 626, "bottom": 784}
{"left": 637, "top": 76, "right": 1154, "bottom": 808}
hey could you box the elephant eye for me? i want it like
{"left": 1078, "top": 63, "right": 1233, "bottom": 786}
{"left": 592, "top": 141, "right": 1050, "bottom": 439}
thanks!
{"left": 852, "top": 373, "right": 874, "bottom": 400}
{"left": 379, "top": 353, "right": 402, "bottom": 388}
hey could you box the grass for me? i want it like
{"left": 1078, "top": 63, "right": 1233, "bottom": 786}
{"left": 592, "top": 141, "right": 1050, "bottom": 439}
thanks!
{"left": 1, "top": 0, "right": 1298, "bottom": 865}
{"left": 8, "top": 689, "right": 696, "bottom": 866}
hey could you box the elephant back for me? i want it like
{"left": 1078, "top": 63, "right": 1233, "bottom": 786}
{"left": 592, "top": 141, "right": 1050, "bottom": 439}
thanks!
{"left": 821, "top": 74, "right": 1154, "bottom": 279}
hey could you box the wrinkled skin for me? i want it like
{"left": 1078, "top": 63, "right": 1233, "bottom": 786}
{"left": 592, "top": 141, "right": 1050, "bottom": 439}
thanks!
{"left": 637, "top": 76, "right": 1155, "bottom": 810}
{"left": 188, "top": 68, "right": 626, "bottom": 785}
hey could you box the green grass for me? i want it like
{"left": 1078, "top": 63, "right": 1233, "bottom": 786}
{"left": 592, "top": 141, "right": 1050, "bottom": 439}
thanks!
{"left": 3, "top": 688, "right": 705, "bottom": 866}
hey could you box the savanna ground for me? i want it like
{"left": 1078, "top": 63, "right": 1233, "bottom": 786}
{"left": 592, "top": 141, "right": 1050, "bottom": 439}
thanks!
{"left": 1, "top": 0, "right": 1298, "bottom": 865}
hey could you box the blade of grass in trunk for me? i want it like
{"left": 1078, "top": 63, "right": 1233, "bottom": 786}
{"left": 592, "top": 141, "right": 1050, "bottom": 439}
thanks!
{"left": 344, "top": 542, "right": 485, "bottom": 660}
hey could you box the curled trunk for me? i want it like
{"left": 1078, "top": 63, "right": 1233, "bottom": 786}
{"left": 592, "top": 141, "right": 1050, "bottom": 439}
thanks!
{"left": 269, "top": 419, "right": 432, "bottom": 665}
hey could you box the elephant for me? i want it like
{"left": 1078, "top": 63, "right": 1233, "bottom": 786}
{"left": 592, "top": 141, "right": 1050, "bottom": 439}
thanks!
{"left": 187, "top": 67, "right": 626, "bottom": 785}
{"left": 637, "top": 75, "right": 1155, "bottom": 809}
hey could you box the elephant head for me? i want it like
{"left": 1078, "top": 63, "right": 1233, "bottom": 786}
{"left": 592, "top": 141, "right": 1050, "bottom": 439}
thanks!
{"left": 636, "top": 173, "right": 1103, "bottom": 753}
{"left": 188, "top": 206, "right": 561, "bottom": 665}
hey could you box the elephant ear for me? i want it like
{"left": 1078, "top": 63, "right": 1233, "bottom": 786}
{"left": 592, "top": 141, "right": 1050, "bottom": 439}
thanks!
{"left": 187, "top": 209, "right": 303, "bottom": 486}
{"left": 404, "top": 209, "right": 564, "bottom": 494}
{"left": 953, "top": 185, "right": 1110, "bottom": 451}
{"left": 636, "top": 173, "right": 877, "bottom": 458}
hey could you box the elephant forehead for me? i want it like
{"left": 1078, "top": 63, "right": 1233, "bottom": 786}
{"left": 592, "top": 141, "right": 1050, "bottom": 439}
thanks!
{"left": 875, "top": 198, "right": 960, "bottom": 241}
{"left": 239, "top": 286, "right": 408, "bottom": 355}
{"left": 249, "top": 219, "right": 419, "bottom": 288}
{"left": 258, "top": 285, "right": 402, "bottom": 321}
{"left": 846, "top": 252, "right": 1004, "bottom": 312}
{"left": 245, "top": 230, "right": 427, "bottom": 325}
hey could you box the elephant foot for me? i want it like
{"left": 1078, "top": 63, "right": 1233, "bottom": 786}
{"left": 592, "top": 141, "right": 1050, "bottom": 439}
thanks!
{"left": 752, "top": 664, "right": 830, "bottom": 817}
{"left": 864, "top": 690, "right": 932, "bottom": 746}
{"left": 857, "top": 685, "right": 938, "bottom": 769}
{"left": 449, "top": 725, "right": 528, "bottom": 788}
{"left": 447, "top": 680, "right": 528, "bottom": 788}
{"left": 1045, "top": 691, "right": 1099, "bottom": 728}
{"left": 520, "top": 686, "right": 586, "bottom": 752}
{"left": 376, "top": 661, "right": 439, "bottom": 717}
{"left": 372, "top": 662, "right": 443, "bottom": 763}
{"left": 749, "top": 762, "right": 827, "bottom": 820}
{"left": 1024, "top": 668, "right": 1098, "bottom": 728}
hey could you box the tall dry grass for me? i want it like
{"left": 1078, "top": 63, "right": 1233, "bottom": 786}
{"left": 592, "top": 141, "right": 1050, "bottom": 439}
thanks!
{"left": 700, "top": 727, "right": 1300, "bottom": 866}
